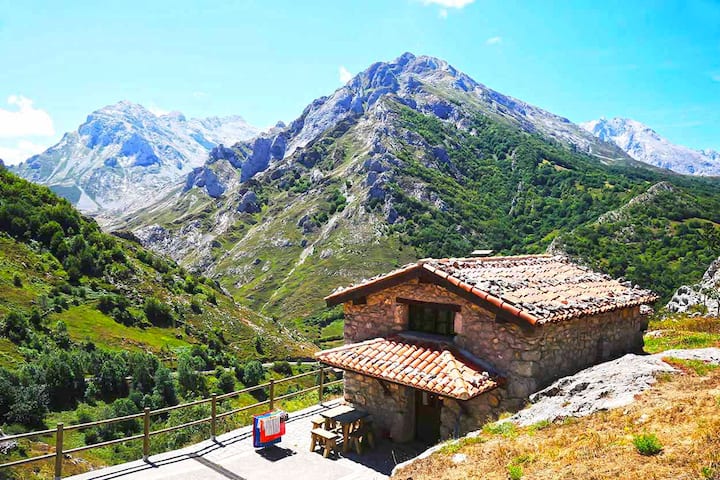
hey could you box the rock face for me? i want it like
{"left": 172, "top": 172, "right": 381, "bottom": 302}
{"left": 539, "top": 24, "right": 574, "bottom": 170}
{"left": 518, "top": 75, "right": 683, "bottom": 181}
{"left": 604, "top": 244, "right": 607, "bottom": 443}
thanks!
{"left": 11, "top": 101, "right": 259, "bottom": 218}
{"left": 581, "top": 117, "right": 720, "bottom": 176}
{"left": 178, "top": 52, "right": 630, "bottom": 200}
{"left": 509, "top": 348, "right": 720, "bottom": 426}
{"left": 667, "top": 256, "right": 720, "bottom": 314}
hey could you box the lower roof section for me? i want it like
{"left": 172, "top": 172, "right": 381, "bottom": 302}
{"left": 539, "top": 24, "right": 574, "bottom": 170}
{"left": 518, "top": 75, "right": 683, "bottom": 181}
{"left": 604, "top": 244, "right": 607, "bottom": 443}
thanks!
{"left": 315, "top": 333, "right": 500, "bottom": 401}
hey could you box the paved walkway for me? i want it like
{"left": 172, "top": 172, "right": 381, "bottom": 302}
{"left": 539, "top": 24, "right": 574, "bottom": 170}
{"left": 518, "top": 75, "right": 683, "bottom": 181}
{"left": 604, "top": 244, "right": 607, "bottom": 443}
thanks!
{"left": 68, "top": 400, "right": 426, "bottom": 480}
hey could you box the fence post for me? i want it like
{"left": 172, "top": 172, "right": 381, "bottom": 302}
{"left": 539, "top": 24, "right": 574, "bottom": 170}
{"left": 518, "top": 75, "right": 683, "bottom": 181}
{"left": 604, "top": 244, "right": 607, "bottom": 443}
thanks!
{"left": 143, "top": 407, "right": 150, "bottom": 461}
{"left": 269, "top": 379, "right": 275, "bottom": 411}
{"left": 54, "top": 422, "right": 63, "bottom": 480}
{"left": 318, "top": 367, "right": 325, "bottom": 405}
{"left": 211, "top": 394, "right": 217, "bottom": 441}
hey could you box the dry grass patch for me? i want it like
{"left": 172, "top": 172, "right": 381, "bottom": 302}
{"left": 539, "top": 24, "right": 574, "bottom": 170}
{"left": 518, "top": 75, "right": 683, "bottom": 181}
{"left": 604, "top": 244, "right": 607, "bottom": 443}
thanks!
{"left": 393, "top": 367, "right": 720, "bottom": 480}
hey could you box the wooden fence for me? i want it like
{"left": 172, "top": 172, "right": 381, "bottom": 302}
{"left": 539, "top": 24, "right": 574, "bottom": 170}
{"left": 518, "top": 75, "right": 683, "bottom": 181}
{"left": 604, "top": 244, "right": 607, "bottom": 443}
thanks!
{"left": 0, "top": 366, "right": 342, "bottom": 479}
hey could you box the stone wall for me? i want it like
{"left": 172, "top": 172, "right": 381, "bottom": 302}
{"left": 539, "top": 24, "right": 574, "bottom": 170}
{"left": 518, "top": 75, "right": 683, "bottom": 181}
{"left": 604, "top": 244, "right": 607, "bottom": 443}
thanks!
{"left": 341, "top": 278, "right": 650, "bottom": 440}
{"left": 343, "top": 372, "right": 416, "bottom": 442}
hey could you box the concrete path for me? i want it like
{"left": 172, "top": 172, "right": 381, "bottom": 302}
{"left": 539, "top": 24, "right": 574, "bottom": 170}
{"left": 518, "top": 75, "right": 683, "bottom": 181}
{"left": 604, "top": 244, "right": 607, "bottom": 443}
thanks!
{"left": 68, "top": 400, "right": 425, "bottom": 480}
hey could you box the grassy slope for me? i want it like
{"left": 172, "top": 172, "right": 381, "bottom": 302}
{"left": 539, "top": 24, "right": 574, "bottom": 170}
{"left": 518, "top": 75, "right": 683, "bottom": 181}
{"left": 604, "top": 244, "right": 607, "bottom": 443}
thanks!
{"left": 124, "top": 93, "right": 720, "bottom": 338}
{"left": 394, "top": 367, "right": 720, "bottom": 480}
{"left": 393, "top": 316, "right": 720, "bottom": 480}
{"left": 0, "top": 168, "right": 313, "bottom": 364}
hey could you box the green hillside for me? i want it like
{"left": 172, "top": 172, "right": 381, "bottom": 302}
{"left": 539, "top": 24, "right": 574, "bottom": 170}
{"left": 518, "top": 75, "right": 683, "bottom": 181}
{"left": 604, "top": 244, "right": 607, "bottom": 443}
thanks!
{"left": 0, "top": 166, "right": 312, "bottom": 429}
{"left": 127, "top": 94, "right": 720, "bottom": 339}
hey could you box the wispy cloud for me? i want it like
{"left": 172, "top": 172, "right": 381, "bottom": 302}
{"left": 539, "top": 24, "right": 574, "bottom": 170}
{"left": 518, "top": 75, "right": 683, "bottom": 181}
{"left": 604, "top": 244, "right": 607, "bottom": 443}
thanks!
{"left": 192, "top": 91, "right": 208, "bottom": 98}
{"left": 419, "top": 0, "right": 475, "bottom": 18}
{"left": 711, "top": 73, "right": 720, "bottom": 82}
{"left": 147, "top": 103, "right": 169, "bottom": 116}
{"left": 339, "top": 66, "right": 354, "bottom": 84}
{"left": 485, "top": 36, "right": 502, "bottom": 45}
{"left": 0, "top": 95, "right": 54, "bottom": 138}
{"left": 421, "top": 0, "right": 475, "bottom": 7}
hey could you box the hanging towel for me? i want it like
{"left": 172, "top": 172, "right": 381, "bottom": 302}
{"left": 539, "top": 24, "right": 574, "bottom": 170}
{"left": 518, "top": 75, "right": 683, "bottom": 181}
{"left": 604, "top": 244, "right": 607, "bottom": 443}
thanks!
{"left": 262, "top": 414, "right": 281, "bottom": 436}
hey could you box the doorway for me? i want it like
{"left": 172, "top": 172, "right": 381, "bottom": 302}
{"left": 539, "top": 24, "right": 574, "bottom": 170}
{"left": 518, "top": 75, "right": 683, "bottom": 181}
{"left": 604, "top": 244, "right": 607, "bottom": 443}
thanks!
{"left": 414, "top": 389, "right": 441, "bottom": 444}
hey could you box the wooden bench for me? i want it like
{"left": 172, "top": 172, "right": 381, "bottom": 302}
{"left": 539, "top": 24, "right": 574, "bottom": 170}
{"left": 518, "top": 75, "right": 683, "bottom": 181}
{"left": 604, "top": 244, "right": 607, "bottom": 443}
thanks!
{"left": 348, "top": 424, "right": 375, "bottom": 455}
{"left": 310, "top": 428, "right": 339, "bottom": 458}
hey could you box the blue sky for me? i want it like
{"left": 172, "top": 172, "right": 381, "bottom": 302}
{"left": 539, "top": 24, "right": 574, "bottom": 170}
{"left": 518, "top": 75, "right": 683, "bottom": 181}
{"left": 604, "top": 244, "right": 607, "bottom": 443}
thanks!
{"left": 0, "top": 0, "right": 718, "bottom": 164}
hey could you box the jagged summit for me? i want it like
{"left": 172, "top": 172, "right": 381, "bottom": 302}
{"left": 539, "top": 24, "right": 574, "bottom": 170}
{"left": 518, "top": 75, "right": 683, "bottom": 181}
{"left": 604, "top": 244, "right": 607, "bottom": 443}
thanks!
{"left": 12, "top": 101, "right": 260, "bottom": 217}
{"left": 581, "top": 117, "right": 720, "bottom": 176}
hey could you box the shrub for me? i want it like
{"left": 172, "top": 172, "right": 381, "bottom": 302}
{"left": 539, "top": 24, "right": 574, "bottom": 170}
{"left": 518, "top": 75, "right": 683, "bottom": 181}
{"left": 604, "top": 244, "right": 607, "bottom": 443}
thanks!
{"left": 271, "top": 361, "right": 292, "bottom": 376}
{"left": 633, "top": 433, "right": 663, "bottom": 456}
{"left": 12, "top": 274, "right": 22, "bottom": 288}
{"left": 217, "top": 371, "right": 236, "bottom": 394}
{"left": 143, "top": 297, "right": 174, "bottom": 326}
{"left": 507, "top": 464, "right": 523, "bottom": 480}
{"left": 242, "top": 360, "right": 264, "bottom": 386}
{"left": 75, "top": 403, "right": 95, "bottom": 424}
{"left": 153, "top": 366, "right": 178, "bottom": 407}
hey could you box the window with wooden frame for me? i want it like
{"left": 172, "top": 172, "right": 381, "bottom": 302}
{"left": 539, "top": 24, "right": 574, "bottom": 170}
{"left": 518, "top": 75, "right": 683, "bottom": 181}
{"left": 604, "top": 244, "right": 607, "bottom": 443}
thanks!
{"left": 407, "top": 303, "right": 456, "bottom": 336}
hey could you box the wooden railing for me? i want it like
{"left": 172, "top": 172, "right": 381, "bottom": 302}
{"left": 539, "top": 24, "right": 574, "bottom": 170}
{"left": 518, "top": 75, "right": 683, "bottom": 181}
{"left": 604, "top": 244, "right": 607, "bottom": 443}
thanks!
{"left": 0, "top": 366, "right": 342, "bottom": 479}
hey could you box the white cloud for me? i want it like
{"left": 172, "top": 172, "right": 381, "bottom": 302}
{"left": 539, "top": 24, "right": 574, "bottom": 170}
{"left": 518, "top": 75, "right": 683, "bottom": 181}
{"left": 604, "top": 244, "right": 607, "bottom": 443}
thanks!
{"left": 422, "top": 0, "right": 475, "bottom": 7}
{"left": 439, "top": 8, "right": 448, "bottom": 18}
{"left": 0, "top": 139, "right": 52, "bottom": 166}
{"left": 711, "top": 73, "right": 720, "bottom": 82}
{"left": 0, "top": 95, "right": 55, "bottom": 138}
{"left": 192, "top": 91, "right": 208, "bottom": 98}
{"left": 147, "top": 103, "right": 170, "bottom": 116}
{"left": 485, "top": 36, "right": 503, "bottom": 45}
{"left": 339, "top": 66, "right": 354, "bottom": 84}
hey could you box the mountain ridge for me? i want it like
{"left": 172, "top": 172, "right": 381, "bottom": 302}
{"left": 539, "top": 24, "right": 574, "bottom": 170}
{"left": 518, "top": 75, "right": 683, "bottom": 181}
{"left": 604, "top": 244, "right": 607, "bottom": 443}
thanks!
{"left": 11, "top": 101, "right": 260, "bottom": 218}
{"left": 113, "top": 52, "right": 720, "bottom": 338}
{"left": 581, "top": 116, "right": 720, "bottom": 176}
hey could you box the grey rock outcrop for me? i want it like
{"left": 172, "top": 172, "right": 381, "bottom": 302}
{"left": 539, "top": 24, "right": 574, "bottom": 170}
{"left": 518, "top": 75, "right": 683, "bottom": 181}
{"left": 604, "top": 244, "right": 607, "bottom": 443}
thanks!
{"left": 509, "top": 348, "right": 720, "bottom": 426}
{"left": 185, "top": 167, "right": 225, "bottom": 198}
{"left": 667, "top": 256, "right": 720, "bottom": 315}
{"left": 237, "top": 190, "right": 260, "bottom": 214}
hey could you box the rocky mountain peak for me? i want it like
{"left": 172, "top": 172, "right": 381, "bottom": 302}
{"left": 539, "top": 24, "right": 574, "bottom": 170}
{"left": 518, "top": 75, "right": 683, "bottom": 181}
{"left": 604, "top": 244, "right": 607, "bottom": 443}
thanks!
{"left": 581, "top": 117, "right": 720, "bottom": 176}
{"left": 12, "top": 101, "right": 260, "bottom": 217}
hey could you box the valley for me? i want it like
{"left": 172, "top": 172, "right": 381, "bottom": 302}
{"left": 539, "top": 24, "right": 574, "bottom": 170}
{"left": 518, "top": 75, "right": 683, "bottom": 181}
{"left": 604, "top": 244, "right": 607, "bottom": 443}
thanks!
{"left": 1, "top": 50, "right": 720, "bottom": 480}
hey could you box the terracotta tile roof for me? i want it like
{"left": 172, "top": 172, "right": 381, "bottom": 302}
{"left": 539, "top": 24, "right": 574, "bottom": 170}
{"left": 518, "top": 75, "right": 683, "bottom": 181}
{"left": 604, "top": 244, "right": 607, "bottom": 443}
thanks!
{"left": 316, "top": 334, "right": 500, "bottom": 400}
{"left": 325, "top": 255, "right": 658, "bottom": 325}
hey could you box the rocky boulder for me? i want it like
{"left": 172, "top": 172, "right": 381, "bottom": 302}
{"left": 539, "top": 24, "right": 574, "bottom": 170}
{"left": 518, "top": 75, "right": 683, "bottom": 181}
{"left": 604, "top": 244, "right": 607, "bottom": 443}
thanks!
{"left": 667, "top": 256, "right": 720, "bottom": 315}
{"left": 237, "top": 190, "right": 260, "bottom": 214}
{"left": 185, "top": 167, "right": 225, "bottom": 198}
{"left": 509, "top": 348, "right": 720, "bottom": 426}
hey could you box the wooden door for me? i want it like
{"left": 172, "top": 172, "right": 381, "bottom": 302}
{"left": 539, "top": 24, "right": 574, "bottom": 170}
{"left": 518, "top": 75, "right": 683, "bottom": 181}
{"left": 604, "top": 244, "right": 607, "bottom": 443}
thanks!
{"left": 415, "top": 389, "right": 441, "bottom": 444}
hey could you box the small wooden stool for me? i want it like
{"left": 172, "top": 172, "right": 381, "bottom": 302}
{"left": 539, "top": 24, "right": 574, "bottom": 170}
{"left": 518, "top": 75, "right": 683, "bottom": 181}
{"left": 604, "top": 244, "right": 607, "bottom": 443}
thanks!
{"left": 348, "top": 423, "right": 375, "bottom": 455}
{"left": 310, "top": 428, "right": 339, "bottom": 458}
{"left": 310, "top": 415, "right": 325, "bottom": 429}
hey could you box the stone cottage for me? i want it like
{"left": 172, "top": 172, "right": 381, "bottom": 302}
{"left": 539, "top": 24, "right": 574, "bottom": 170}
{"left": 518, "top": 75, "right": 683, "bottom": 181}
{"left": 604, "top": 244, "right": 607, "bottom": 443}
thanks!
{"left": 315, "top": 255, "right": 657, "bottom": 443}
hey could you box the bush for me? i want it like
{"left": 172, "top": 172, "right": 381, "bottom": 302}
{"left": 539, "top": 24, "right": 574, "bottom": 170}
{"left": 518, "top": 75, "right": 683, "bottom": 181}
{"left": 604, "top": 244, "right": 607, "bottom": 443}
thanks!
{"left": 242, "top": 360, "right": 264, "bottom": 387}
{"left": 217, "top": 371, "right": 236, "bottom": 394}
{"left": 271, "top": 361, "right": 292, "bottom": 376}
{"left": 507, "top": 464, "right": 523, "bottom": 480}
{"left": 12, "top": 274, "right": 22, "bottom": 288}
{"left": 153, "top": 366, "right": 178, "bottom": 407}
{"left": 75, "top": 403, "right": 95, "bottom": 424}
{"left": 143, "top": 297, "right": 174, "bottom": 326}
{"left": 633, "top": 433, "right": 663, "bottom": 456}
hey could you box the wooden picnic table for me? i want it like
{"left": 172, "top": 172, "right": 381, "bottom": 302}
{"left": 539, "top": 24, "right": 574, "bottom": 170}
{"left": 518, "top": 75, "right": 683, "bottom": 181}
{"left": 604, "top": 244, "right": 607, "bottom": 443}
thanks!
{"left": 319, "top": 405, "right": 368, "bottom": 453}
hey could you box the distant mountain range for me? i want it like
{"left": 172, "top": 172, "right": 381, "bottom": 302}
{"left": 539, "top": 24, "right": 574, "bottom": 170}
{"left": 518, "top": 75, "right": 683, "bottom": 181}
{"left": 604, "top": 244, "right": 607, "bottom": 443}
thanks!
{"left": 7, "top": 53, "right": 720, "bottom": 338}
{"left": 101, "top": 52, "right": 720, "bottom": 337}
{"left": 581, "top": 117, "right": 720, "bottom": 176}
{"left": 11, "top": 101, "right": 260, "bottom": 217}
